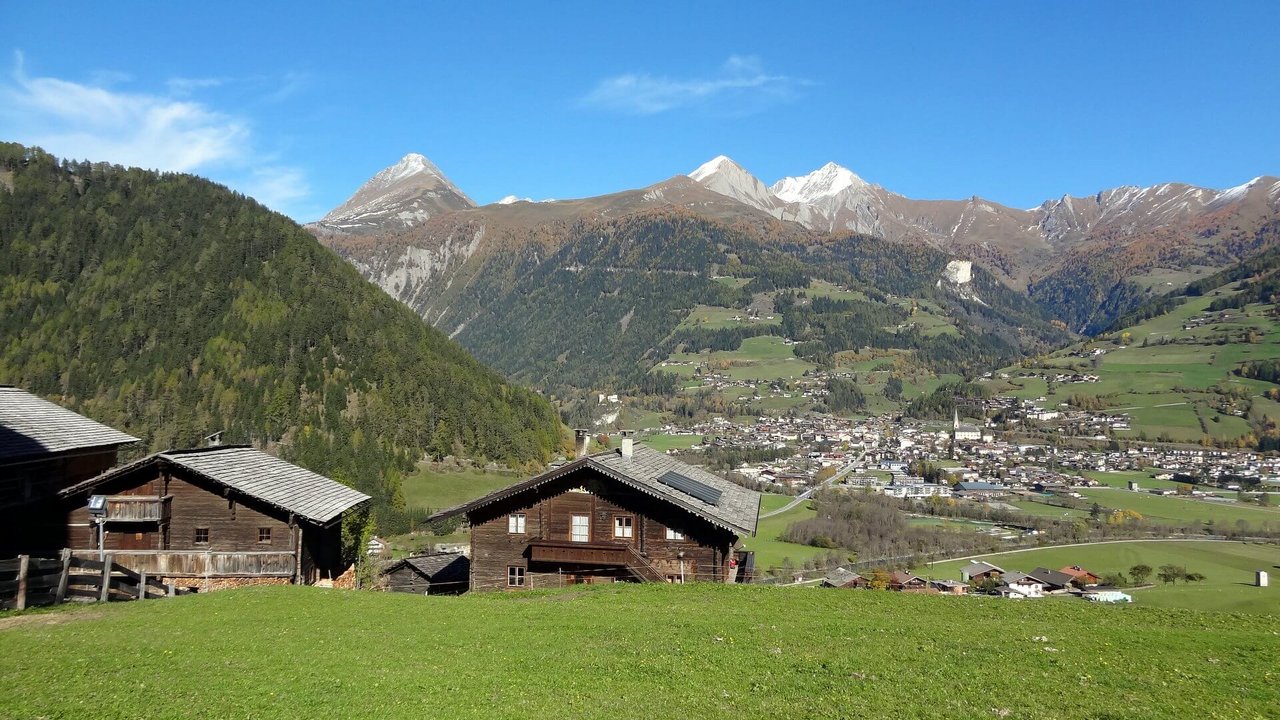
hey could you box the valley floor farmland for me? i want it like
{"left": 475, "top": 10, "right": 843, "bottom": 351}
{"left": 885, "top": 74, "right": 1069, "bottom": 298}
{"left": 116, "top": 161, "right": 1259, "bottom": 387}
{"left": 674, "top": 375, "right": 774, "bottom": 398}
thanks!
{"left": 1, "top": 584, "right": 1276, "bottom": 719}
{"left": 921, "top": 540, "right": 1280, "bottom": 613}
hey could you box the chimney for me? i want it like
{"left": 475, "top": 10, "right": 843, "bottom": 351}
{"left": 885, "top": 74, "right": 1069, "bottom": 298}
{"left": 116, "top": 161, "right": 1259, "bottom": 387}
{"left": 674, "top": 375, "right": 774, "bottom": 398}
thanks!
{"left": 620, "top": 429, "right": 635, "bottom": 460}
{"left": 574, "top": 429, "right": 591, "bottom": 460}
{"left": 204, "top": 431, "right": 223, "bottom": 448}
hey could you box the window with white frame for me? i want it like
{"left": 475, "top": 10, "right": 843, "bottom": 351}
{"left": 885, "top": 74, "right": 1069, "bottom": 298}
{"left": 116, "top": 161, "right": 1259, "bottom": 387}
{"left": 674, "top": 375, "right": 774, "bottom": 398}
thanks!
{"left": 507, "top": 566, "right": 525, "bottom": 587}
{"left": 571, "top": 515, "right": 589, "bottom": 542}
{"left": 508, "top": 513, "right": 526, "bottom": 534}
{"left": 665, "top": 527, "right": 684, "bottom": 540}
{"left": 613, "top": 515, "right": 633, "bottom": 538}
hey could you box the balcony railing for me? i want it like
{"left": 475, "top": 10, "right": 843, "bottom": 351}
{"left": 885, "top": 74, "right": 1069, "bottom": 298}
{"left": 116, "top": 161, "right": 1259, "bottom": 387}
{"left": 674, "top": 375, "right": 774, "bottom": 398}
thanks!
{"left": 103, "top": 495, "right": 170, "bottom": 523}
{"left": 527, "top": 540, "right": 665, "bottom": 582}
{"left": 70, "top": 549, "right": 295, "bottom": 577}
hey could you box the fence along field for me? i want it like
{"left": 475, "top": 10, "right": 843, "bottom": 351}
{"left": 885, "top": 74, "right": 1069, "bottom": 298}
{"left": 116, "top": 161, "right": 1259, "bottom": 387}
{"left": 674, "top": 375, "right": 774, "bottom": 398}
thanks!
{"left": 0, "top": 551, "right": 189, "bottom": 610}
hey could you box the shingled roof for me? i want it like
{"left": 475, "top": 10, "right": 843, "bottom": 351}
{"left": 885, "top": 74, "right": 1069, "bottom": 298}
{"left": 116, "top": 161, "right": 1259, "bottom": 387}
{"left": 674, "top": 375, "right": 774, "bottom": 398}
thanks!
{"left": 387, "top": 553, "right": 470, "bottom": 585}
{"left": 0, "top": 386, "right": 138, "bottom": 463}
{"left": 429, "top": 444, "right": 761, "bottom": 537}
{"left": 62, "top": 446, "right": 369, "bottom": 525}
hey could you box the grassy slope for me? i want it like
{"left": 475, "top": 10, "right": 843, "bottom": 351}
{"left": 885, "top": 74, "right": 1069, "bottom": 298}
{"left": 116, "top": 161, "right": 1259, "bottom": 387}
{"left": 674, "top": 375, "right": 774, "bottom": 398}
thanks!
{"left": 1, "top": 585, "right": 1276, "bottom": 719}
{"left": 998, "top": 291, "right": 1279, "bottom": 443}
{"left": 743, "top": 495, "right": 829, "bottom": 570}
{"left": 400, "top": 466, "right": 518, "bottom": 513}
{"left": 920, "top": 540, "right": 1280, "bottom": 613}
{"left": 641, "top": 433, "right": 707, "bottom": 451}
{"left": 1078, "top": 488, "right": 1280, "bottom": 528}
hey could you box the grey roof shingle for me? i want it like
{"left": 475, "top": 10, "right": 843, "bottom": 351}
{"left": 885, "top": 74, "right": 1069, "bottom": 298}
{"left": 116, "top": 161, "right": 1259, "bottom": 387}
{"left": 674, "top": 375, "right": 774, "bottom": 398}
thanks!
{"left": 590, "top": 446, "right": 760, "bottom": 536}
{"left": 960, "top": 561, "right": 1004, "bottom": 576}
{"left": 431, "top": 444, "right": 761, "bottom": 537}
{"left": 1028, "top": 567, "right": 1075, "bottom": 587}
{"left": 160, "top": 447, "right": 370, "bottom": 524}
{"left": 822, "top": 567, "right": 864, "bottom": 588}
{"left": 398, "top": 553, "right": 469, "bottom": 583}
{"left": 0, "top": 386, "right": 138, "bottom": 462}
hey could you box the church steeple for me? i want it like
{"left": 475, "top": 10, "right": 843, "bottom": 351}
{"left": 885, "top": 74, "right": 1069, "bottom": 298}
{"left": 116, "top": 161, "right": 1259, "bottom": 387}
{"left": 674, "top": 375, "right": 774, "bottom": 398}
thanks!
{"left": 953, "top": 407, "right": 960, "bottom": 431}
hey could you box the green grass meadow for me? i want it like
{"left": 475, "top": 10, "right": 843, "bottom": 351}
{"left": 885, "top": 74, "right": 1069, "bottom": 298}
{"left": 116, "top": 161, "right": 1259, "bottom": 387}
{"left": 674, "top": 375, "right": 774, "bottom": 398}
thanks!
{"left": 743, "top": 495, "right": 830, "bottom": 571}
{"left": 1, "top": 584, "right": 1276, "bottom": 719}
{"left": 400, "top": 466, "right": 519, "bottom": 514}
{"left": 1078, "top": 488, "right": 1280, "bottom": 529}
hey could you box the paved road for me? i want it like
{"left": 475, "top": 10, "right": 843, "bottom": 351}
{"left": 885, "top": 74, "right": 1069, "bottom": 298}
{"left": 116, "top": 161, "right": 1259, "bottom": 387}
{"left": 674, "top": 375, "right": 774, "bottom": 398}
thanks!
{"left": 779, "top": 536, "right": 1246, "bottom": 586}
{"left": 1111, "top": 402, "right": 1189, "bottom": 411}
{"left": 928, "top": 537, "right": 1240, "bottom": 567}
{"left": 758, "top": 449, "right": 869, "bottom": 519}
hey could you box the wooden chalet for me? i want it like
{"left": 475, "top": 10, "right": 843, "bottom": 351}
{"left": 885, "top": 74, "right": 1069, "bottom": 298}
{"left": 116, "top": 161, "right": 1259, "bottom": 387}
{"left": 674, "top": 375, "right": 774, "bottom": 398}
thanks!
{"left": 428, "top": 440, "right": 761, "bottom": 591}
{"left": 821, "top": 567, "right": 867, "bottom": 589}
{"left": 958, "top": 561, "right": 1004, "bottom": 583}
{"left": 1026, "top": 567, "right": 1075, "bottom": 593}
{"left": 928, "top": 579, "right": 969, "bottom": 595}
{"left": 1058, "top": 565, "right": 1101, "bottom": 586}
{"left": 994, "top": 572, "right": 1046, "bottom": 598}
{"left": 0, "top": 386, "right": 139, "bottom": 555}
{"left": 382, "top": 553, "right": 470, "bottom": 595}
{"left": 889, "top": 571, "right": 930, "bottom": 592}
{"left": 57, "top": 446, "right": 370, "bottom": 587}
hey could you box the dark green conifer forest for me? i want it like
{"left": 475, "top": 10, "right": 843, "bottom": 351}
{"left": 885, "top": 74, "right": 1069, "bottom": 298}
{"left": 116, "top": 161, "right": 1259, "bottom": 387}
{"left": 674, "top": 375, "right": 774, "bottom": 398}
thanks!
{"left": 0, "top": 144, "right": 562, "bottom": 532}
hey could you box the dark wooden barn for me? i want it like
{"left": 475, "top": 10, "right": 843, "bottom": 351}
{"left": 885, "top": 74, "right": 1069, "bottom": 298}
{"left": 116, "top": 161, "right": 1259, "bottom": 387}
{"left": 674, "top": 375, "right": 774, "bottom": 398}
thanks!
{"left": 382, "top": 553, "right": 470, "bottom": 595}
{"left": 0, "top": 386, "right": 139, "bottom": 555}
{"left": 57, "top": 446, "right": 370, "bottom": 587}
{"left": 428, "top": 441, "right": 760, "bottom": 592}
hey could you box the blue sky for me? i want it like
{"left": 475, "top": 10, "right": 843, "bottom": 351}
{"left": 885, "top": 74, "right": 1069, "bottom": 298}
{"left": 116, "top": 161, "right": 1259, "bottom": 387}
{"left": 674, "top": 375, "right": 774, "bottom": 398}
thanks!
{"left": 3, "top": 2, "right": 1278, "bottom": 221}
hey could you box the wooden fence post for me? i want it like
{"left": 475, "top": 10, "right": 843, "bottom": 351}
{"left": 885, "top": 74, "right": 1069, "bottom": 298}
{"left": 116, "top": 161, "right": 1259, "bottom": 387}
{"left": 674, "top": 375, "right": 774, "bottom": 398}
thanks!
{"left": 55, "top": 549, "right": 71, "bottom": 604}
{"left": 15, "top": 555, "right": 28, "bottom": 611}
{"left": 138, "top": 571, "right": 148, "bottom": 601}
{"left": 99, "top": 553, "right": 113, "bottom": 603}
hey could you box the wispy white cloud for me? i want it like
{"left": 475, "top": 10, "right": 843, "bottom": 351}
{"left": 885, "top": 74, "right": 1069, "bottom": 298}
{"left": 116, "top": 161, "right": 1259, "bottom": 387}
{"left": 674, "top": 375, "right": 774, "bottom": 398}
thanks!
{"left": 0, "top": 52, "right": 313, "bottom": 219}
{"left": 165, "top": 76, "right": 227, "bottom": 97}
{"left": 580, "top": 55, "right": 807, "bottom": 115}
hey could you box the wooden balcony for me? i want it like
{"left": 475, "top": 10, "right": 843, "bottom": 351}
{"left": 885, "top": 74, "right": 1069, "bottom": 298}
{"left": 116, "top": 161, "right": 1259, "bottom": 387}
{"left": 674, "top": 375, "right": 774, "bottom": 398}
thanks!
{"left": 527, "top": 540, "right": 664, "bottom": 582}
{"left": 70, "top": 549, "right": 295, "bottom": 578}
{"left": 102, "top": 495, "right": 170, "bottom": 523}
{"left": 529, "top": 539, "right": 632, "bottom": 565}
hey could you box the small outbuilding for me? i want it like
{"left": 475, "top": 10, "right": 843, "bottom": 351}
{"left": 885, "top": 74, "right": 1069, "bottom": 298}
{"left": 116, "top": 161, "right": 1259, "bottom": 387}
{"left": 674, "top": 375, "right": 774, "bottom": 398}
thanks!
{"left": 383, "top": 553, "right": 470, "bottom": 595}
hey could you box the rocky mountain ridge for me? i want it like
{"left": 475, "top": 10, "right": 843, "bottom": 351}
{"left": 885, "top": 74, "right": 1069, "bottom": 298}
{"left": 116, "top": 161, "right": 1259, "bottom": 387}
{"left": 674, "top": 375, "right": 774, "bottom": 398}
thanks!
{"left": 311, "top": 152, "right": 1280, "bottom": 344}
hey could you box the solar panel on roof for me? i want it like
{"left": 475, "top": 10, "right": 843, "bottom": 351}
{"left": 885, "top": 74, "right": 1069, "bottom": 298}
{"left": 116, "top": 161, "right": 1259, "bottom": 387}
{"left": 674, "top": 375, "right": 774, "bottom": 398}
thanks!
{"left": 657, "top": 470, "right": 722, "bottom": 506}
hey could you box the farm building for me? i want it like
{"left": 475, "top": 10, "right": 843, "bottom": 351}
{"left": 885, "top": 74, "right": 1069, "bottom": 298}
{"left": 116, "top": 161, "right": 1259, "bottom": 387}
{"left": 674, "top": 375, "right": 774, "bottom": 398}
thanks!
{"left": 889, "top": 571, "right": 930, "bottom": 592}
{"left": 1027, "top": 567, "right": 1076, "bottom": 593}
{"left": 1059, "top": 565, "right": 1101, "bottom": 586}
{"left": 821, "top": 567, "right": 867, "bottom": 589}
{"left": 959, "top": 561, "right": 1004, "bottom": 582}
{"left": 0, "top": 386, "right": 139, "bottom": 556}
{"left": 428, "top": 437, "right": 760, "bottom": 591}
{"left": 994, "top": 572, "right": 1046, "bottom": 598}
{"left": 382, "top": 553, "right": 469, "bottom": 595}
{"left": 57, "top": 446, "right": 370, "bottom": 588}
{"left": 929, "top": 579, "right": 969, "bottom": 595}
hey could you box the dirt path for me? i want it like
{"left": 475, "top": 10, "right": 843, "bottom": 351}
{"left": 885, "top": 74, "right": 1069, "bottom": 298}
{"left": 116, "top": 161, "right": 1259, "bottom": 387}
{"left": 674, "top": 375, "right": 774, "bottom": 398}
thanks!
{"left": 0, "top": 607, "right": 105, "bottom": 631}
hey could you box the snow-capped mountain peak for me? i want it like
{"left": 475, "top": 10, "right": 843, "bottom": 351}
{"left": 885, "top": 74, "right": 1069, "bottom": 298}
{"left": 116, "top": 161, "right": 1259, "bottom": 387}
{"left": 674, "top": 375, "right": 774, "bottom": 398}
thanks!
{"left": 770, "top": 162, "right": 870, "bottom": 204}
{"left": 689, "top": 155, "right": 741, "bottom": 182}
{"left": 372, "top": 152, "right": 444, "bottom": 187}
{"left": 686, "top": 155, "right": 780, "bottom": 214}
{"left": 316, "top": 152, "right": 475, "bottom": 232}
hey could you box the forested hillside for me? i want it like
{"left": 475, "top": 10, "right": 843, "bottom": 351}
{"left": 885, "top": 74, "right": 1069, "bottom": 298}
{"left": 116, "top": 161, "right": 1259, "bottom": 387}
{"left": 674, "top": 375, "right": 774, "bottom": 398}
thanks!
{"left": 0, "top": 144, "right": 562, "bottom": 531}
{"left": 337, "top": 206, "right": 1070, "bottom": 396}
